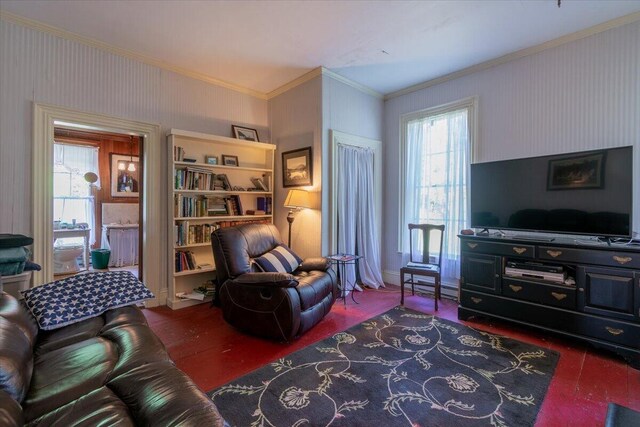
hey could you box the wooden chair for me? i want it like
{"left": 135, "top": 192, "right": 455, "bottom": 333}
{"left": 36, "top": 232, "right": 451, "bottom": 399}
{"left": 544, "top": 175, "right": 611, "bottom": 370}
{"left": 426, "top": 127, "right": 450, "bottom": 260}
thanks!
{"left": 400, "top": 223, "right": 445, "bottom": 310}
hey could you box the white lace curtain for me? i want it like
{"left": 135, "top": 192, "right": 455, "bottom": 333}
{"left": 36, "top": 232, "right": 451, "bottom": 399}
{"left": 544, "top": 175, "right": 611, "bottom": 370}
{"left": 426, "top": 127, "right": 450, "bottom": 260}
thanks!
{"left": 337, "top": 144, "right": 385, "bottom": 289}
{"left": 403, "top": 108, "right": 470, "bottom": 281}
{"left": 53, "top": 143, "right": 100, "bottom": 245}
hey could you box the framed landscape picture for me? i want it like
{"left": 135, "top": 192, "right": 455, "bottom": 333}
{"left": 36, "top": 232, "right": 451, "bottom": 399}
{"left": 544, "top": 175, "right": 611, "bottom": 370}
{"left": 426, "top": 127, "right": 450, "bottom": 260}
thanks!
{"left": 282, "top": 147, "right": 312, "bottom": 188}
{"left": 231, "top": 125, "right": 259, "bottom": 142}
{"left": 547, "top": 151, "right": 606, "bottom": 191}
{"left": 110, "top": 154, "right": 139, "bottom": 198}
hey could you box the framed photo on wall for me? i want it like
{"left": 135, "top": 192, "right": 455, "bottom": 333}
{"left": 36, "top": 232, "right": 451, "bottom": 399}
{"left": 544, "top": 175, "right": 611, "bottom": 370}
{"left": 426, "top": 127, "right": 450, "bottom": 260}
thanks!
{"left": 282, "top": 147, "right": 313, "bottom": 188}
{"left": 231, "top": 125, "right": 259, "bottom": 142}
{"left": 110, "top": 154, "right": 140, "bottom": 198}
{"left": 547, "top": 151, "right": 606, "bottom": 191}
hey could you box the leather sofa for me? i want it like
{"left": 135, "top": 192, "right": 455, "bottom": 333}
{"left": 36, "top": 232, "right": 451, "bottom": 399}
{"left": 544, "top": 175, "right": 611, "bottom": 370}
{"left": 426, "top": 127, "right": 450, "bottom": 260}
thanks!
{"left": 0, "top": 289, "right": 225, "bottom": 426}
{"left": 211, "top": 223, "right": 338, "bottom": 341}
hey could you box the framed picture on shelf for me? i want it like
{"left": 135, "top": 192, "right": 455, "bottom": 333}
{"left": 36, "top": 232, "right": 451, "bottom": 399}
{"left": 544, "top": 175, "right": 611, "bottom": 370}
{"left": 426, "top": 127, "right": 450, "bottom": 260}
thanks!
{"left": 547, "top": 151, "right": 606, "bottom": 191}
{"left": 250, "top": 177, "right": 268, "bottom": 191}
{"left": 231, "top": 125, "right": 259, "bottom": 142}
{"left": 110, "top": 154, "right": 139, "bottom": 198}
{"left": 205, "top": 155, "right": 218, "bottom": 165}
{"left": 282, "top": 147, "right": 312, "bottom": 187}
{"left": 222, "top": 155, "right": 239, "bottom": 166}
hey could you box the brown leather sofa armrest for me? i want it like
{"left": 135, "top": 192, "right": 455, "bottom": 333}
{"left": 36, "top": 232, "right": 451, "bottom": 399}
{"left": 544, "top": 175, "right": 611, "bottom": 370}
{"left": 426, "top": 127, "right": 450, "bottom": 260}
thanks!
{"left": 296, "top": 257, "right": 331, "bottom": 272}
{"left": 229, "top": 272, "right": 298, "bottom": 288}
{"left": 0, "top": 389, "right": 23, "bottom": 427}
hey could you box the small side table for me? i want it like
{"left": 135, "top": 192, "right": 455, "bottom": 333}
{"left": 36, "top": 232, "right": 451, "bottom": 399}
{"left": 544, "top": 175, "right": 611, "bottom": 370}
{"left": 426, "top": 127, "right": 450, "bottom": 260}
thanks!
{"left": 327, "top": 254, "right": 363, "bottom": 306}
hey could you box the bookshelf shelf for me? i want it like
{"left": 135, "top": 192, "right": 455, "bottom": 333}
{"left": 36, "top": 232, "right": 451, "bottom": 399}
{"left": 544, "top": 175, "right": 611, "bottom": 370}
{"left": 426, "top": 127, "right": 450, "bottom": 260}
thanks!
{"left": 167, "top": 129, "right": 274, "bottom": 310}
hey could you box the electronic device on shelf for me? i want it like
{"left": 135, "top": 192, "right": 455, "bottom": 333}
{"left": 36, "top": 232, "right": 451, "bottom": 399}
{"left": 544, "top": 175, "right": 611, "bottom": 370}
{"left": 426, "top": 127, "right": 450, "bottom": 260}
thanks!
{"left": 504, "top": 261, "right": 567, "bottom": 283}
{"left": 506, "top": 261, "right": 563, "bottom": 273}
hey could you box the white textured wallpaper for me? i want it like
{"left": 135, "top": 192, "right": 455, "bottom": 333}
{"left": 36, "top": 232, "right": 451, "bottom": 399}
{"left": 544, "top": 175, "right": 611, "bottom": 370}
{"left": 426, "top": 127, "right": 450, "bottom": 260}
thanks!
{"left": 383, "top": 20, "right": 640, "bottom": 276}
{"left": 0, "top": 18, "right": 269, "bottom": 236}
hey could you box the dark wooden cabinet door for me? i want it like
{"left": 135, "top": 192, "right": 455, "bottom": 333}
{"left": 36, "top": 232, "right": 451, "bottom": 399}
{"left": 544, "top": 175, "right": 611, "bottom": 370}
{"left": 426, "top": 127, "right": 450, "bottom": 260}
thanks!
{"left": 461, "top": 253, "right": 501, "bottom": 294}
{"left": 578, "top": 266, "right": 638, "bottom": 321}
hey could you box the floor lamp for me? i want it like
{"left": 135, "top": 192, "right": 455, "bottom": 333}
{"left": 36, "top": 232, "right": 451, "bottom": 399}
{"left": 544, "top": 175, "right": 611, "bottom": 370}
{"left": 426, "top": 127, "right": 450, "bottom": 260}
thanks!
{"left": 284, "top": 189, "right": 311, "bottom": 248}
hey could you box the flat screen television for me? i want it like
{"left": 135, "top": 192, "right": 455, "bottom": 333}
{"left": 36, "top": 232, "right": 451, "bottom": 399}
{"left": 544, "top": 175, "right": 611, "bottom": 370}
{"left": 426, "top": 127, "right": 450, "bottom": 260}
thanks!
{"left": 470, "top": 146, "right": 633, "bottom": 238}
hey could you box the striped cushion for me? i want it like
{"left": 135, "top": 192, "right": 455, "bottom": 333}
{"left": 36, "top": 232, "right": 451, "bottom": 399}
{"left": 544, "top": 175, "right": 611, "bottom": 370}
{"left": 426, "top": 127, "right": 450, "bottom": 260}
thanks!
{"left": 254, "top": 245, "right": 302, "bottom": 273}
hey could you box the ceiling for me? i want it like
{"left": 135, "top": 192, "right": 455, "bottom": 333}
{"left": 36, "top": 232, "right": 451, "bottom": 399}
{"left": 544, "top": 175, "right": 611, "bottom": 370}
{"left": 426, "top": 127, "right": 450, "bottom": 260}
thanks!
{"left": 1, "top": 1, "right": 639, "bottom": 96}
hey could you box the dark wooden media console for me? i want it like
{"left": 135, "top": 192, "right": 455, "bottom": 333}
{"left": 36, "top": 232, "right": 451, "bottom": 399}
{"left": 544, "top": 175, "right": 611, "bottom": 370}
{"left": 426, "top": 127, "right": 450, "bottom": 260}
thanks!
{"left": 458, "top": 234, "right": 640, "bottom": 368}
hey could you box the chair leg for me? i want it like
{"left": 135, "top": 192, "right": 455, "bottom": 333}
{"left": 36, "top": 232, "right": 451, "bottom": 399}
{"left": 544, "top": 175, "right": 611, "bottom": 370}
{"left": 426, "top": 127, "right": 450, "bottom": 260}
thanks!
{"left": 434, "top": 283, "right": 438, "bottom": 311}
{"left": 437, "top": 276, "right": 442, "bottom": 300}
{"left": 411, "top": 274, "right": 415, "bottom": 296}
{"left": 400, "top": 271, "right": 405, "bottom": 305}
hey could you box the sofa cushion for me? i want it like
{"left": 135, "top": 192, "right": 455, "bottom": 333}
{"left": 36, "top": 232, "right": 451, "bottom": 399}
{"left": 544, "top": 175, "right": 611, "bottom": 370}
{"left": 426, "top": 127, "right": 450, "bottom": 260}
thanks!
{"left": 22, "top": 336, "right": 118, "bottom": 422}
{"left": 21, "top": 271, "right": 154, "bottom": 330}
{"left": 27, "top": 387, "right": 135, "bottom": 427}
{"left": 254, "top": 245, "right": 302, "bottom": 273}
{"left": 0, "top": 317, "right": 34, "bottom": 403}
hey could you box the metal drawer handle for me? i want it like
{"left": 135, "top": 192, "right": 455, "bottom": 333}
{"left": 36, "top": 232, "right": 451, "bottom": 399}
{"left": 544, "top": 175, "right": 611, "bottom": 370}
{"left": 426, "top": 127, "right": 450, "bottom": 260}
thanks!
{"left": 546, "top": 250, "right": 562, "bottom": 258}
{"left": 551, "top": 292, "right": 567, "bottom": 301}
{"left": 470, "top": 297, "right": 482, "bottom": 304}
{"left": 467, "top": 243, "right": 478, "bottom": 249}
{"left": 605, "top": 326, "right": 624, "bottom": 336}
{"left": 613, "top": 256, "right": 632, "bottom": 265}
{"left": 512, "top": 247, "right": 527, "bottom": 255}
{"left": 509, "top": 285, "right": 523, "bottom": 292}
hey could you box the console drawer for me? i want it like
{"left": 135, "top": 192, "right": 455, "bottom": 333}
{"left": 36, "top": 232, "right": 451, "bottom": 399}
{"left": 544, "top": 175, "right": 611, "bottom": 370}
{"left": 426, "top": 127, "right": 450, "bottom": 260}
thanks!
{"left": 573, "top": 315, "right": 640, "bottom": 349}
{"left": 502, "top": 277, "right": 576, "bottom": 310}
{"left": 462, "top": 240, "right": 535, "bottom": 259}
{"left": 539, "top": 246, "right": 640, "bottom": 269}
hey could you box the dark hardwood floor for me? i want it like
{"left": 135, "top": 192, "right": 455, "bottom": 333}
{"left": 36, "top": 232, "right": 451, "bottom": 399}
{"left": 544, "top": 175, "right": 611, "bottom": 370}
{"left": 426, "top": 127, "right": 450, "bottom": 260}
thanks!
{"left": 144, "top": 285, "right": 640, "bottom": 426}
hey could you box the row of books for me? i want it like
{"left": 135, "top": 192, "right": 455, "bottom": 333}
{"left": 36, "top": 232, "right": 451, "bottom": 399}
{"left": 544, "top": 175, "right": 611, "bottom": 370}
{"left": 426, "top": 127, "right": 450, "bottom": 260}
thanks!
{"left": 175, "top": 222, "right": 221, "bottom": 247}
{"left": 175, "top": 250, "right": 198, "bottom": 272}
{"left": 256, "top": 196, "right": 273, "bottom": 215}
{"left": 174, "top": 146, "right": 186, "bottom": 162}
{"left": 174, "top": 194, "right": 246, "bottom": 218}
{"left": 175, "top": 168, "right": 231, "bottom": 191}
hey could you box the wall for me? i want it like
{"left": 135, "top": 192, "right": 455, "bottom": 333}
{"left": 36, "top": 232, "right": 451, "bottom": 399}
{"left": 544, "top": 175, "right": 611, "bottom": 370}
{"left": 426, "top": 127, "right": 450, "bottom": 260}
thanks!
{"left": 321, "top": 75, "right": 384, "bottom": 254}
{"left": 383, "top": 20, "right": 640, "bottom": 279}
{"left": 0, "top": 18, "right": 268, "bottom": 291}
{"left": 268, "top": 77, "right": 322, "bottom": 259}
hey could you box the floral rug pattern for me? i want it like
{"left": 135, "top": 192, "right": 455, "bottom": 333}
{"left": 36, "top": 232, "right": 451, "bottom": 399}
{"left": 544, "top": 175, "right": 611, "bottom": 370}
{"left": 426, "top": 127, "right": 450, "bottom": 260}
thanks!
{"left": 210, "top": 306, "right": 558, "bottom": 426}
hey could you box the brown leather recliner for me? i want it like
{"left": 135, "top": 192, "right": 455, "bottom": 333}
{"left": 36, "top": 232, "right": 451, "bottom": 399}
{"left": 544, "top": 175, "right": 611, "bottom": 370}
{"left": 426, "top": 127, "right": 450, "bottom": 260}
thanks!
{"left": 211, "top": 223, "right": 338, "bottom": 341}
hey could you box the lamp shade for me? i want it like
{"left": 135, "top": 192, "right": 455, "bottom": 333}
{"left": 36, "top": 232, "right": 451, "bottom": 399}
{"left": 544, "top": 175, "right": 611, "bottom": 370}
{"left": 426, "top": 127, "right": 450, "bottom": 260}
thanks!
{"left": 284, "top": 189, "right": 311, "bottom": 209}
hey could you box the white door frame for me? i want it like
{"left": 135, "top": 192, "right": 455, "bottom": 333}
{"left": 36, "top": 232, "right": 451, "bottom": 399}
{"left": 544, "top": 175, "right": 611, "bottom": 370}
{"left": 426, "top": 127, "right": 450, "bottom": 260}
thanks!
{"left": 329, "top": 130, "right": 383, "bottom": 255}
{"left": 33, "top": 103, "right": 165, "bottom": 306}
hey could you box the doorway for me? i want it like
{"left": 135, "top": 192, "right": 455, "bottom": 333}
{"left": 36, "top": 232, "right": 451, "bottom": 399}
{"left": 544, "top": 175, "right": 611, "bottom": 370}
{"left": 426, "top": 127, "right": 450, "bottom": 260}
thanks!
{"left": 33, "top": 104, "right": 164, "bottom": 306}
{"left": 52, "top": 127, "right": 144, "bottom": 279}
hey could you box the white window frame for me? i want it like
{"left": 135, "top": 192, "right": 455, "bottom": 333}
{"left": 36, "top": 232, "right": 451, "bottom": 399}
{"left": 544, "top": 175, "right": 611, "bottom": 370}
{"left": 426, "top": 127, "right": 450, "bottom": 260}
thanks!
{"left": 397, "top": 96, "right": 478, "bottom": 252}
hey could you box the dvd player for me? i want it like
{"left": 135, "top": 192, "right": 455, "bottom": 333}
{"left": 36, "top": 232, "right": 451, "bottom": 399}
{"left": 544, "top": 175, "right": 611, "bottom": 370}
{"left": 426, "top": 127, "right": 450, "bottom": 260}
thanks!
{"left": 506, "top": 261, "right": 563, "bottom": 274}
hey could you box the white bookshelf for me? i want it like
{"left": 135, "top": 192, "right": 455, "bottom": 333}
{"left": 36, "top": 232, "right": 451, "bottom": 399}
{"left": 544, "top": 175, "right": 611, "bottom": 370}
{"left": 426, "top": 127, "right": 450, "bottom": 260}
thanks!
{"left": 167, "top": 129, "right": 276, "bottom": 309}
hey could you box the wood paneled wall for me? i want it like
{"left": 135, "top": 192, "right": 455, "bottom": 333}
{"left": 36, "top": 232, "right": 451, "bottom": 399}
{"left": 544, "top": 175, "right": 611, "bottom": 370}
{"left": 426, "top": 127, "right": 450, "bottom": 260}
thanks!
{"left": 54, "top": 128, "right": 141, "bottom": 248}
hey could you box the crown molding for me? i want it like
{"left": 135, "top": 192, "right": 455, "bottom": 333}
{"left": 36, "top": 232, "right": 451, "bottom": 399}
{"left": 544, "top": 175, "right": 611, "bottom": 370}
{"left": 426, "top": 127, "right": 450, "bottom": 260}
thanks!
{"left": 0, "top": 10, "right": 268, "bottom": 100}
{"left": 386, "top": 11, "right": 640, "bottom": 100}
{"left": 265, "top": 67, "right": 384, "bottom": 100}
{"left": 265, "top": 67, "right": 323, "bottom": 99}
{"left": 320, "top": 68, "right": 384, "bottom": 99}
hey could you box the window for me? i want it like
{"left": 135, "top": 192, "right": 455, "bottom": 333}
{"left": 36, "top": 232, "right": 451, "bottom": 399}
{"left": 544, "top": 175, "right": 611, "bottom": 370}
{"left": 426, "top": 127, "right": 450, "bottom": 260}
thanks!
{"left": 53, "top": 143, "right": 99, "bottom": 244}
{"left": 400, "top": 97, "right": 476, "bottom": 281}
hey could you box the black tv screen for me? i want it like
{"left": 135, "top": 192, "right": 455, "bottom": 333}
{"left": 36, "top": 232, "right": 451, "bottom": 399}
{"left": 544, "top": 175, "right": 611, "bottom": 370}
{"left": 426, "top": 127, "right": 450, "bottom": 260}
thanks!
{"left": 470, "top": 146, "right": 633, "bottom": 237}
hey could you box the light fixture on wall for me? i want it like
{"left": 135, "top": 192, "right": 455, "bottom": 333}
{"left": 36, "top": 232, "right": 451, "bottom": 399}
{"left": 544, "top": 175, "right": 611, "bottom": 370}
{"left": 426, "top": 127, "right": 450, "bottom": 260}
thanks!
{"left": 127, "top": 136, "right": 136, "bottom": 172}
{"left": 284, "top": 189, "right": 311, "bottom": 248}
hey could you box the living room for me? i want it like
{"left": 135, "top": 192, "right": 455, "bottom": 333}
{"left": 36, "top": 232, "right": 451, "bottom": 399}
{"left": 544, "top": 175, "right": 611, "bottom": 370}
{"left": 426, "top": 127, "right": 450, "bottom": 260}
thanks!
{"left": 1, "top": 1, "right": 639, "bottom": 426}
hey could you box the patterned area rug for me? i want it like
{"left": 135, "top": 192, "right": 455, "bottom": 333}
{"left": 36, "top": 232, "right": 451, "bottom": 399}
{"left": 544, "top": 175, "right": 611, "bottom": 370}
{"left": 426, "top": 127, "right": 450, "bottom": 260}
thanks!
{"left": 209, "top": 306, "right": 558, "bottom": 426}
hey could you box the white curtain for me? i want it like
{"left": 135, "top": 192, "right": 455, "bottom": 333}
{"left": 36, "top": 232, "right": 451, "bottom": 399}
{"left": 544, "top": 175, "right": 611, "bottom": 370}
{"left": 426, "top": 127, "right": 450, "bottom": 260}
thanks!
{"left": 337, "top": 144, "right": 384, "bottom": 290}
{"left": 53, "top": 143, "right": 99, "bottom": 245}
{"left": 403, "top": 108, "right": 470, "bottom": 281}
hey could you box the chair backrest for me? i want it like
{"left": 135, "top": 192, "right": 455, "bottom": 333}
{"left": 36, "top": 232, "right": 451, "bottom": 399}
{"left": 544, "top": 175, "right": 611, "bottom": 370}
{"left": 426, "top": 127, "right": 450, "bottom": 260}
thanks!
{"left": 408, "top": 223, "right": 445, "bottom": 268}
{"left": 210, "top": 223, "right": 284, "bottom": 283}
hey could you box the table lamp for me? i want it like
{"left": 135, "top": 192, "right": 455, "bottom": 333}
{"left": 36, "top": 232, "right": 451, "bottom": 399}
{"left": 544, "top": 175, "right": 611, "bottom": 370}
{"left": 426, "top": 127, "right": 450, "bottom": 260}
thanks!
{"left": 284, "top": 189, "right": 311, "bottom": 248}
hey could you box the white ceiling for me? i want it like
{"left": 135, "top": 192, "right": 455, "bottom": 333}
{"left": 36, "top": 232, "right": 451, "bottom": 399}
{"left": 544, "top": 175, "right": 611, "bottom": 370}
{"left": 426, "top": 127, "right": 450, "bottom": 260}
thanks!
{"left": 1, "top": 0, "right": 639, "bottom": 96}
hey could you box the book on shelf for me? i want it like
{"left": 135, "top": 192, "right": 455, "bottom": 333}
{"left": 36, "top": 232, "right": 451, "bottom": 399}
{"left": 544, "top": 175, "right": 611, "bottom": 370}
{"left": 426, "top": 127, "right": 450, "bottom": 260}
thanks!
{"left": 175, "top": 291, "right": 206, "bottom": 301}
{"left": 245, "top": 210, "right": 266, "bottom": 215}
{"left": 175, "top": 250, "right": 198, "bottom": 272}
{"left": 175, "top": 222, "right": 220, "bottom": 246}
{"left": 174, "top": 146, "right": 185, "bottom": 161}
{"left": 250, "top": 177, "right": 268, "bottom": 191}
